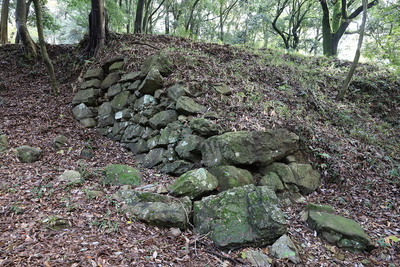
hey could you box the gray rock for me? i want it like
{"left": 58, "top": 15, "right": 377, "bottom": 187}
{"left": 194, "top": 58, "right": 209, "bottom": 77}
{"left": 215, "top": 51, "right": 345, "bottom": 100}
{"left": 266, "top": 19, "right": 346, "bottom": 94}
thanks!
{"left": 140, "top": 52, "right": 175, "bottom": 77}
{"left": 113, "top": 187, "right": 191, "bottom": 230}
{"left": 80, "top": 79, "right": 102, "bottom": 89}
{"left": 212, "top": 83, "right": 231, "bottom": 95}
{"left": 106, "top": 83, "right": 122, "bottom": 97}
{"left": 201, "top": 130, "right": 299, "bottom": 168}
{"left": 80, "top": 148, "right": 94, "bottom": 158}
{"left": 175, "top": 135, "right": 205, "bottom": 162}
{"left": 133, "top": 95, "right": 157, "bottom": 111}
{"left": 112, "top": 121, "right": 131, "bottom": 137}
{"left": 115, "top": 109, "right": 132, "bottom": 121}
{"left": 127, "top": 80, "right": 141, "bottom": 92}
{"left": 57, "top": 170, "right": 82, "bottom": 184}
{"left": 120, "top": 71, "right": 141, "bottom": 83}
{"left": 258, "top": 172, "right": 285, "bottom": 192}
{"left": 79, "top": 118, "right": 97, "bottom": 128}
{"left": 208, "top": 165, "right": 253, "bottom": 191}
{"left": 52, "top": 135, "right": 68, "bottom": 149}
{"left": 0, "top": 135, "right": 9, "bottom": 150}
{"left": 83, "top": 68, "right": 104, "bottom": 81}
{"left": 98, "top": 113, "right": 115, "bottom": 128}
{"left": 102, "top": 56, "right": 125, "bottom": 73}
{"left": 289, "top": 163, "right": 321, "bottom": 195}
{"left": 149, "top": 110, "right": 179, "bottom": 129}
{"left": 244, "top": 250, "right": 272, "bottom": 267}
{"left": 158, "top": 125, "right": 181, "bottom": 146}
{"left": 138, "top": 68, "right": 163, "bottom": 95}
{"left": 109, "top": 61, "right": 124, "bottom": 72}
{"left": 167, "top": 83, "right": 189, "bottom": 101}
{"left": 72, "top": 103, "right": 94, "bottom": 120}
{"left": 101, "top": 72, "right": 121, "bottom": 90}
{"left": 126, "top": 139, "right": 149, "bottom": 154}
{"left": 260, "top": 163, "right": 295, "bottom": 184}
{"left": 270, "top": 235, "right": 300, "bottom": 263}
{"left": 176, "top": 96, "right": 207, "bottom": 115}
{"left": 98, "top": 102, "right": 112, "bottom": 116}
{"left": 110, "top": 91, "right": 131, "bottom": 111}
{"left": 122, "top": 124, "right": 146, "bottom": 142}
{"left": 72, "top": 89, "right": 100, "bottom": 107}
{"left": 168, "top": 168, "right": 218, "bottom": 199}
{"left": 16, "top": 146, "right": 43, "bottom": 163}
{"left": 103, "top": 164, "right": 142, "bottom": 186}
{"left": 307, "top": 211, "right": 375, "bottom": 252}
{"left": 160, "top": 160, "right": 195, "bottom": 176}
{"left": 193, "top": 184, "right": 287, "bottom": 249}
{"left": 142, "top": 148, "right": 165, "bottom": 168}
{"left": 189, "top": 118, "right": 220, "bottom": 136}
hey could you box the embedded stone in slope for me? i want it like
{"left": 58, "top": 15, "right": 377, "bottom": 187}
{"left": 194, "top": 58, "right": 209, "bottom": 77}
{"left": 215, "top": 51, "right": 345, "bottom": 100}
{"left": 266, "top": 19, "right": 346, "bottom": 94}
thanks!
{"left": 72, "top": 103, "right": 94, "bottom": 120}
{"left": 201, "top": 130, "right": 299, "bottom": 168}
{"left": 208, "top": 165, "right": 253, "bottom": 191}
{"left": 16, "top": 146, "right": 43, "bottom": 163}
{"left": 176, "top": 96, "right": 207, "bottom": 115}
{"left": 138, "top": 68, "right": 163, "bottom": 95}
{"left": 72, "top": 88, "right": 100, "bottom": 106}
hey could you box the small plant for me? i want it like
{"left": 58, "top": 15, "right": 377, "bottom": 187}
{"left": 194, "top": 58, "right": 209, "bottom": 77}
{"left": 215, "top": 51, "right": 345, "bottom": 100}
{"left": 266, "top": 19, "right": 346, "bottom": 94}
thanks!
{"left": 9, "top": 205, "right": 24, "bottom": 214}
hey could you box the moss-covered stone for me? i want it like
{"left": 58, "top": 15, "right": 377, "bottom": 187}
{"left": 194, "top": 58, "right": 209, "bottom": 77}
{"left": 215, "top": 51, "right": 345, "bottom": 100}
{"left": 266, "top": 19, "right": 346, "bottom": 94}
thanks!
{"left": 103, "top": 164, "right": 142, "bottom": 186}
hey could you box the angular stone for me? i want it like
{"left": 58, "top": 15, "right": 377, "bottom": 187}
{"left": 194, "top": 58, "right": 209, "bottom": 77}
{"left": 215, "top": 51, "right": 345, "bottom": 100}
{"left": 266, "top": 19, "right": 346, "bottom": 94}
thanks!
{"left": 113, "top": 187, "right": 191, "bottom": 230}
{"left": 142, "top": 148, "right": 165, "bottom": 168}
{"left": 103, "top": 164, "right": 142, "bottom": 186}
{"left": 270, "top": 235, "right": 300, "bottom": 263}
{"left": 126, "top": 139, "right": 149, "bottom": 154}
{"left": 57, "top": 170, "right": 82, "bottom": 184}
{"left": 127, "top": 80, "right": 141, "bottom": 92}
{"left": 149, "top": 110, "right": 178, "bottom": 129}
{"left": 98, "top": 113, "right": 115, "bottom": 128}
{"left": 167, "top": 83, "right": 189, "bottom": 101}
{"left": 176, "top": 96, "right": 207, "bottom": 115}
{"left": 115, "top": 109, "right": 132, "bottom": 121}
{"left": 101, "top": 72, "right": 121, "bottom": 90}
{"left": 244, "top": 250, "right": 272, "bottom": 267}
{"left": 0, "top": 135, "right": 9, "bottom": 150}
{"left": 208, "top": 165, "right": 253, "bottom": 191}
{"left": 106, "top": 83, "right": 122, "bottom": 97}
{"left": 193, "top": 185, "right": 287, "bottom": 249}
{"left": 201, "top": 130, "right": 299, "bottom": 168}
{"left": 133, "top": 95, "right": 157, "bottom": 111}
{"left": 122, "top": 124, "right": 146, "bottom": 142}
{"left": 79, "top": 118, "right": 97, "bottom": 128}
{"left": 81, "top": 79, "right": 102, "bottom": 89}
{"left": 52, "top": 135, "right": 68, "bottom": 149}
{"left": 72, "top": 103, "right": 94, "bottom": 120}
{"left": 189, "top": 118, "right": 220, "bottom": 136}
{"left": 98, "top": 102, "right": 112, "bottom": 116}
{"left": 168, "top": 168, "right": 218, "bottom": 199}
{"left": 140, "top": 52, "right": 175, "bottom": 77}
{"left": 72, "top": 89, "right": 100, "bottom": 107}
{"left": 16, "top": 146, "right": 42, "bottom": 163}
{"left": 83, "top": 68, "right": 104, "bottom": 81}
{"left": 288, "top": 163, "right": 321, "bottom": 195}
{"left": 258, "top": 172, "right": 285, "bottom": 192}
{"left": 160, "top": 160, "right": 195, "bottom": 176}
{"left": 120, "top": 71, "right": 141, "bottom": 83}
{"left": 158, "top": 123, "right": 182, "bottom": 145}
{"left": 111, "top": 91, "right": 131, "bottom": 111}
{"left": 175, "top": 135, "right": 205, "bottom": 162}
{"left": 307, "top": 211, "right": 375, "bottom": 252}
{"left": 109, "top": 61, "right": 124, "bottom": 72}
{"left": 102, "top": 56, "right": 124, "bottom": 73}
{"left": 212, "top": 83, "right": 231, "bottom": 95}
{"left": 138, "top": 68, "right": 163, "bottom": 95}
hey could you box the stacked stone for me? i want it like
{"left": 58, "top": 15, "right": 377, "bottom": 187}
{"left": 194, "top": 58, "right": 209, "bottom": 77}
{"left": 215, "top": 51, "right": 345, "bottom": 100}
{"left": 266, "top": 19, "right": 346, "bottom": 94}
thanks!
{"left": 72, "top": 53, "right": 222, "bottom": 175}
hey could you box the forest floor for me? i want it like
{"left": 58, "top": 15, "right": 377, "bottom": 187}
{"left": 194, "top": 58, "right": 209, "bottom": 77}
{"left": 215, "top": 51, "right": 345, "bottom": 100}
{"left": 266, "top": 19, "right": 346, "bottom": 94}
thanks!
{"left": 0, "top": 34, "right": 399, "bottom": 267}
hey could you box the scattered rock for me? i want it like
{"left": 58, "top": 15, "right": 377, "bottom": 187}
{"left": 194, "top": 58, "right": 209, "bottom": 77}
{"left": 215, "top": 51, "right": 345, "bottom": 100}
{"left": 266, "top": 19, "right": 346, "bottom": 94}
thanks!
{"left": 307, "top": 210, "right": 375, "bottom": 252}
{"left": 52, "top": 135, "right": 68, "bottom": 149}
{"left": 193, "top": 184, "right": 287, "bottom": 249}
{"left": 212, "top": 83, "right": 231, "bottom": 95}
{"left": 57, "top": 170, "right": 83, "bottom": 184}
{"left": 270, "top": 234, "right": 301, "bottom": 263}
{"left": 0, "top": 134, "right": 9, "bottom": 150}
{"left": 16, "top": 146, "right": 42, "bottom": 163}
{"left": 244, "top": 250, "right": 272, "bottom": 267}
{"left": 103, "top": 164, "right": 142, "bottom": 186}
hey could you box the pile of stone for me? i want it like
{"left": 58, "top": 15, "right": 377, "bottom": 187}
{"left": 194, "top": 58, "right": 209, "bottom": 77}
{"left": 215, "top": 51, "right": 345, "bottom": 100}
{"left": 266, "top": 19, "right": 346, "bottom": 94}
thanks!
{"left": 72, "top": 52, "right": 222, "bottom": 175}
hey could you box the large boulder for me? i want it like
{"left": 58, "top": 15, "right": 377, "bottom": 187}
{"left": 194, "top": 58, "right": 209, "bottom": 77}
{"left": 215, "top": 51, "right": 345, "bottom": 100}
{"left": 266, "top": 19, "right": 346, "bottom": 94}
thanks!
{"left": 113, "top": 187, "right": 191, "bottom": 230}
{"left": 103, "top": 164, "right": 142, "bottom": 186}
{"left": 201, "top": 130, "right": 299, "bottom": 168}
{"left": 208, "top": 165, "right": 253, "bottom": 191}
{"left": 193, "top": 184, "right": 287, "bottom": 249}
{"left": 168, "top": 168, "right": 218, "bottom": 199}
{"left": 16, "top": 146, "right": 42, "bottom": 163}
{"left": 307, "top": 211, "right": 375, "bottom": 252}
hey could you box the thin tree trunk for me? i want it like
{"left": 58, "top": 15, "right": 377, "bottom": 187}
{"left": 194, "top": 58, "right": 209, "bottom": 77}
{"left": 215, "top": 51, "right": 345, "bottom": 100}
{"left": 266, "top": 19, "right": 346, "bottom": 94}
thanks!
{"left": 337, "top": 0, "right": 367, "bottom": 100}
{"left": 134, "top": 0, "right": 145, "bottom": 33}
{"left": 33, "top": 0, "right": 59, "bottom": 95}
{"left": 0, "top": 0, "right": 10, "bottom": 44}
{"left": 86, "top": 0, "right": 106, "bottom": 57}
{"left": 16, "top": 0, "right": 37, "bottom": 57}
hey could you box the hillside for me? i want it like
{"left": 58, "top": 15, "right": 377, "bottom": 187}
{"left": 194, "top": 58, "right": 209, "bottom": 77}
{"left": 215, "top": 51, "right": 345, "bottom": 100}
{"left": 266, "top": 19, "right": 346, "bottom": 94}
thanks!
{"left": 0, "top": 34, "right": 399, "bottom": 266}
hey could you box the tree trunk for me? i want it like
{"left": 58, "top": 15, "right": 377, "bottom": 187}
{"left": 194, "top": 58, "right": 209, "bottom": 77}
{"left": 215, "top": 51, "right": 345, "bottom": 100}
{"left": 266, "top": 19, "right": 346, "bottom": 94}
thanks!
{"left": 0, "top": 0, "right": 10, "bottom": 44}
{"left": 338, "top": 0, "right": 368, "bottom": 100}
{"left": 33, "top": 0, "right": 59, "bottom": 95}
{"left": 85, "top": 0, "right": 106, "bottom": 57}
{"left": 16, "top": 0, "right": 37, "bottom": 57}
{"left": 134, "top": 0, "right": 145, "bottom": 33}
